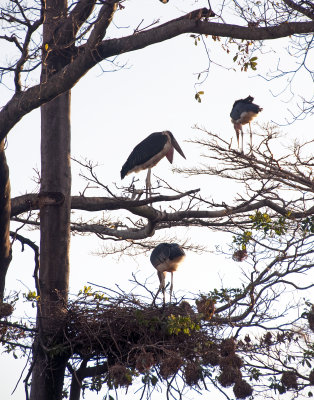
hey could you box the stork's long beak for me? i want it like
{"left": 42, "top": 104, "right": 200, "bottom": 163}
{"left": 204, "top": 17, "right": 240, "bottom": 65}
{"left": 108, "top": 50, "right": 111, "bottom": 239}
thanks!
{"left": 170, "top": 136, "right": 186, "bottom": 160}
{"left": 166, "top": 146, "right": 174, "bottom": 163}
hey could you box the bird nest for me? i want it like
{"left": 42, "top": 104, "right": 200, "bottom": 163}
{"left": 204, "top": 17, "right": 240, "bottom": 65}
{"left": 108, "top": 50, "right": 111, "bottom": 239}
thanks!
{"left": 63, "top": 294, "right": 208, "bottom": 368}
{"left": 35, "top": 288, "right": 252, "bottom": 397}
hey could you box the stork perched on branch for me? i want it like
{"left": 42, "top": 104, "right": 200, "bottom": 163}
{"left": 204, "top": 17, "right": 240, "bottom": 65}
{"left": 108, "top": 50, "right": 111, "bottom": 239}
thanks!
{"left": 150, "top": 243, "right": 186, "bottom": 304}
{"left": 230, "top": 96, "right": 263, "bottom": 152}
{"left": 120, "top": 131, "right": 186, "bottom": 198}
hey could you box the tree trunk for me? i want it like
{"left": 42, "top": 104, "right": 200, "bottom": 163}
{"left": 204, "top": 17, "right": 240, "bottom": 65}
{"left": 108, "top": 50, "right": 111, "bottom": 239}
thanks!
{"left": 30, "top": 91, "right": 71, "bottom": 400}
{"left": 30, "top": 0, "right": 72, "bottom": 398}
{"left": 0, "top": 139, "right": 11, "bottom": 302}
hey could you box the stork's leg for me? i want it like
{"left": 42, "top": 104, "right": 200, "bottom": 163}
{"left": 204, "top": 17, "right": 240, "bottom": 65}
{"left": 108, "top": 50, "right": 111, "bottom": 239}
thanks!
{"left": 234, "top": 122, "right": 242, "bottom": 151}
{"left": 241, "top": 127, "right": 244, "bottom": 153}
{"left": 153, "top": 271, "right": 166, "bottom": 305}
{"left": 249, "top": 122, "right": 252, "bottom": 152}
{"left": 160, "top": 272, "right": 166, "bottom": 305}
{"left": 170, "top": 272, "right": 174, "bottom": 303}
{"left": 145, "top": 168, "right": 152, "bottom": 199}
{"left": 236, "top": 131, "right": 240, "bottom": 149}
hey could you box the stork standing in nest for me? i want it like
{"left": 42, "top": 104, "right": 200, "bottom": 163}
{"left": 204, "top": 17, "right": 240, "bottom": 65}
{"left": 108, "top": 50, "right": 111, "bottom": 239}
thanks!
{"left": 150, "top": 243, "right": 186, "bottom": 304}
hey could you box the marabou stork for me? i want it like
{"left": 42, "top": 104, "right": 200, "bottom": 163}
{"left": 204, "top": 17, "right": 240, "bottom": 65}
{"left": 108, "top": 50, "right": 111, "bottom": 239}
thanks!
{"left": 230, "top": 96, "right": 263, "bottom": 151}
{"left": 150, "top": 243, "right": 186, "bottom": 303}
{"left": 120, "top": 131, "right": 186, "bottom": 197}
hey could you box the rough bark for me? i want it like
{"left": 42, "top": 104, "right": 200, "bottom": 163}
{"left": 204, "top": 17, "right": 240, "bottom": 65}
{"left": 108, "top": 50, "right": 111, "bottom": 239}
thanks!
{"left": 69, "top": 363, "right": 109, "bottom": 400}
{"left": 29, "top": 87, "right": 72, "bottom": 400}
{"left": 30, "top": 0, "right": 72, "bottom": 398}
{"left": 0, "top": 140, "right": 11, "bottom": 301}
{"left": 29, "top": 95, "right": 72, "bottom": 400}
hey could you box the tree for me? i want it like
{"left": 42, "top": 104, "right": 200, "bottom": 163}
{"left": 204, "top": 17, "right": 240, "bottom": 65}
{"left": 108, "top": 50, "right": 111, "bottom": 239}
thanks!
{"left": 0, "top": 1, "right": 313, "bottom": 399}
{"left": 5, "top": 127, "right": 314, "bottom": 399}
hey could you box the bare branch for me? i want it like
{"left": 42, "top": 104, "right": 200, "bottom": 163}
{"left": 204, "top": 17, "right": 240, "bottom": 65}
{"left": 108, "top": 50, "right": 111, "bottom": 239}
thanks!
{"left": 1, "top": 8, "right": 313, "bottom": 139}
{"left": 282, "top": 0, "right": 314, "bottom": 20}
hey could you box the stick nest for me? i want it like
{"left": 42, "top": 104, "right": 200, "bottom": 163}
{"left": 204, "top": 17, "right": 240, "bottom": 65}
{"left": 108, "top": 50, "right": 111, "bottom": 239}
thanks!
{"left": 35, "top": 290, "right": 251, "bottom": 396}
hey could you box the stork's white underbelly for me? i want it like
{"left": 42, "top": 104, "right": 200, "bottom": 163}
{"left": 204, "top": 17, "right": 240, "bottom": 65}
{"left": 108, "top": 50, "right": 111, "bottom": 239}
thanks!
{"left": 235, "top": 111, "right": 257, "bottom": 124}
{"left": 154, "top": 255, "right": 185, "bottom": 273}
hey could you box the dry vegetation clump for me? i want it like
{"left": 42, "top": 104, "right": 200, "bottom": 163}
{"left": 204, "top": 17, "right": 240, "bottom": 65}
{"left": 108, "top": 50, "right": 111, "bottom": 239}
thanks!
{"left": 219, "top": 354, "right": 243, "bottom": 369}
{"left": 262, "top": 331, "right": 272, "bottom": 346}
{"left": 159, "top": 353, "right": 183, "bottom": 379}
{"left": 0, "top": 303, "right": 14, "bottom": 318}
{"left": 184, "top": 362, "right": 203, "bottom": 387}
{"left": 281, "top": 371, "right": 298, "bottom": 389}
{"left": 308, "top": 305, "right": 314, "bottom": 332}
{"left": 178, "top": 300, "right": 195, "bottom": 315}
{"left": 233, "top": 379, "right": 253, "bottom": 399}
{"left": 216, "top": 337, "right": 249, "bottom": 394}
{"left": 309, "top": 369, "right": 314, "bottom": 385}
{"left": 202, "top": 346, "right": 220, "bottom": 367}
{"left": 232, "top": 250, "right": 248, "bottom": 262}
{"left": 218, "top": 366, "right": 242, "bottom": 387}
{"left": 220, "top": 338, "right": 236, "bottom": 357}
{"left": 135, "top": 351, "right": 155, "bottom": 373}
{"left": 196, "top": 295, "right": 216, "bottom": 321}
{"left": 108, "top": 364, "right": 132, "bottom": 388}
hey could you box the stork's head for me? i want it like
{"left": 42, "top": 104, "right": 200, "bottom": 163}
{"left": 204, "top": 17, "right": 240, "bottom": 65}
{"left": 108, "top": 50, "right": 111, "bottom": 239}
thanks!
{"left": 244, "top": 95, "right": 254, "bottom": 103}
{"left": 165, "top": 131, "right": 186, "bottom": 163}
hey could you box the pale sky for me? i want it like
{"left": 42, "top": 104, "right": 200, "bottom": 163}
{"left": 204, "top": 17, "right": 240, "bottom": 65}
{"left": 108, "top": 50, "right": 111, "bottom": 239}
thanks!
{"left": 2, "top": 0, "right": 314, "bottom": 398}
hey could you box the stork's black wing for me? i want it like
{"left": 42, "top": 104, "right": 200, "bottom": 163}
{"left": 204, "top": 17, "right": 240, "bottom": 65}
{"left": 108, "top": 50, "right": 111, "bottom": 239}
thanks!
{"left": 121, "top": 132, "right": 168, "bottom": 179}
{"left": 150, "top": 243, "right": 185, "bottom": 267}
{"left": 150, "top": 243, "right": 171, "bottom": 267}
{"left": 230, "top": 101, "right": 261, "bottom": 120}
